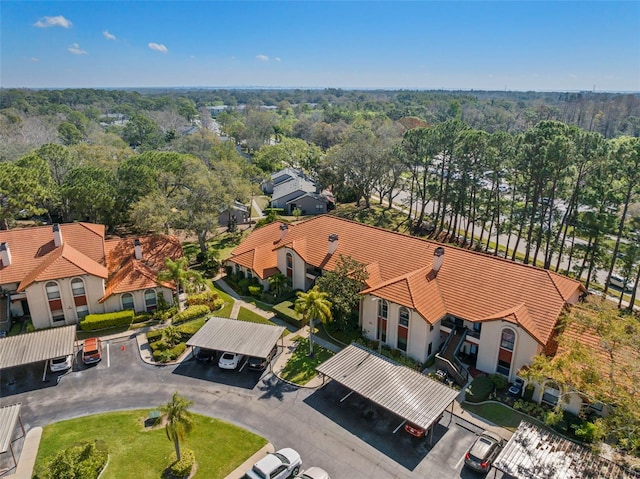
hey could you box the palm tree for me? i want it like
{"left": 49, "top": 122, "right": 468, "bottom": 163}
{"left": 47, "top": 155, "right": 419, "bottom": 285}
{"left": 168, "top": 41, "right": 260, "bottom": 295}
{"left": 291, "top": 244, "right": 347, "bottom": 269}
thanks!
{"left": 159, "top": 391, "right": 194, "bottom": 462}
{"left": 157, "top": 257, "right": 204, "bottom": 311}
{"left": 268, "top": 272, "right": 290, "bottom": 298}
{"left": 294, "top": 286, "right": 332, "bottom": 356}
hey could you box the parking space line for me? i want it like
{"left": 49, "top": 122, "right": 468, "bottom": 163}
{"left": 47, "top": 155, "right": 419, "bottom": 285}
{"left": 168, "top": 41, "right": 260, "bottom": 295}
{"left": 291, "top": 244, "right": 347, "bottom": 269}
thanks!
{"left": 393, "top": 420, "right": 405, "bottom": 434}
{"left": 106, "top": 342, "right": 110, "bottom": 368}
{"left": 454, "top": 452, "right": 466, "bottom": 469}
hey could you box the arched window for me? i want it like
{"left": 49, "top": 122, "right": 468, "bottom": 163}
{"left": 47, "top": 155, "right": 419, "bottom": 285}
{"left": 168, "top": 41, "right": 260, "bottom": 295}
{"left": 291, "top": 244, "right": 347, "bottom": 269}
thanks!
{"left": 286, "top": 252, "right": 293, "bottom": 279}
{"left": 496, "top": 328, "right": 516, "bottom": 376}
{"left": 377, "top": 299, "right": 388, "bottom": 343}
{"left": 122, "top": 293, "right": 135, "bottom": 311}
{"left": 71, "top": 278, "right": 85, "bottom": 296}
{"left": 71, "top": 278, "right": 89, "bottom": 319}
{"left": 144, "top": 289, "right": 157, "bottom": 312}
{"left": 46, "top": 281, "right": 65, "bottom": 322}
{"left": 397, "top": 307, "right": 409, "bottom": 352}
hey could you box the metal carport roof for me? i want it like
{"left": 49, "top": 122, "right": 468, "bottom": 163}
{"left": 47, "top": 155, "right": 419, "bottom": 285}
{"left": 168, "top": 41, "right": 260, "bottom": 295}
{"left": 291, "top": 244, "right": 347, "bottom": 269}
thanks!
{"left": 186, "top": 317, "right": 285, "bottom": 358}
{"left": 493, "top": 421, "right": 640, "bottom": 479}
{"left": 0, "top": 403, "right": 21, "bottom": 454}
{"left": 0, "top": 325, "right": 76, "bottom": 370}
{"left": 316, "top": 343, "right": 459, "bottom": 431}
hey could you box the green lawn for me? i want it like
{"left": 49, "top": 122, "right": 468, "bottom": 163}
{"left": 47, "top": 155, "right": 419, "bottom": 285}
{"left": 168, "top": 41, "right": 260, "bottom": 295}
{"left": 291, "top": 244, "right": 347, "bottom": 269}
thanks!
{"left": 34, "top": 410, "right": 267, "bottom": 479}
{"left": 237, "top": 306, "right": 273, "bottom": 325}
{"left": 279, "top": 337, "right": 334, "bottom": 385}
{"left": 461, "top": 402, "right": 541, "bottom": 432}
{"left": 210, "top": 281, "right": 235, "bottom": 318}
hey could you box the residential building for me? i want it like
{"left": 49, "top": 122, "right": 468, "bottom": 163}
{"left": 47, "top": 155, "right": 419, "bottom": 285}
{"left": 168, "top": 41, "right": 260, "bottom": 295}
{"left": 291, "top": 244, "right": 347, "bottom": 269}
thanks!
{"left": 0, "top": 223, "right": 182, "bottom": 330}
{"left": 219, "top": 201, "right": 250, "bottom": 227}
{"left": 226, "top": 215, "right": 585, "bottom": 389}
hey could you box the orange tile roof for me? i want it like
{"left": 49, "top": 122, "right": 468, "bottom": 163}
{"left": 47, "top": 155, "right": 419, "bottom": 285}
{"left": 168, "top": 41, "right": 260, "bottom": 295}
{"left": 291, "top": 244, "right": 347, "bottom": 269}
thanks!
{"left": 100, "top": 235, "right": 183, "bottom": 302}
{"left": 229, "top": 215, "right": 585, "bottom": 346}
{"left": 1, "top": 222, "right": 106, "bottom": 286}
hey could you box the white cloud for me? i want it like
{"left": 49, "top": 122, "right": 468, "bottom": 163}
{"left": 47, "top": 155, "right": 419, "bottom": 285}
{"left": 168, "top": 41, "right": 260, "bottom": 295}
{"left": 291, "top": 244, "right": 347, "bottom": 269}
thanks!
{"left": 33, "top": 15, "right": 72, "bottom": 28}
{"left": 274, "top": 57, "right": 281, "bottom": 62}
{"left": 30, "top": 57, "right": 39, "bottom": 62}
{"left": 103, "top": 30, "right": 116, "bottom": 40}
{"left": 68, "top": 43, "right": 87, "bottom": 55}
{"left": 149, "top": 42, "right": 168, "bottom": 53}
{"left": 256, "top": 54, "right": 269, "bottom": 62}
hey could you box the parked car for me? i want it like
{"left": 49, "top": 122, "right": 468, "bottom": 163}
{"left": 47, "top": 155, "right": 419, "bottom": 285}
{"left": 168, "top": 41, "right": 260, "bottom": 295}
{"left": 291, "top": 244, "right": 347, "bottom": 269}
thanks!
{"left": 607, "top": 275, "right": 633, "bottom": 292}
{"left": 248, "top": 345, "right": 278, "bottom": 371}
{"left": 294, "top": 466, "right": 330, "bottom": 479}
{"left": 49, "top": 354, "right": 73, "bottom": 372}
{"left": 194, "top": 347, "right": 216, "bottom": 363}
{"left": 82, "top": 338, "right": 102, "bottom": 365}
{"left": 404, "top": 422, "right": 426, "bottom": 438}
{"left": 243, "top": 447, "right": 301, "bottom": 479}
{"left": 464, "top": 430, "right": 504, "bottom": 473}
{"left": 218, "top": 351, "right": 244, "bottom": 370}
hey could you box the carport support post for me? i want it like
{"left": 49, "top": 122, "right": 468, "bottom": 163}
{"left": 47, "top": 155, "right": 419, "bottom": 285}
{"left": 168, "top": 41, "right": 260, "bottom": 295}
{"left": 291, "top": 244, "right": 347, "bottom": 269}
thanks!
{"left": 42, "top": 360, "right": 48, "bottom": 382}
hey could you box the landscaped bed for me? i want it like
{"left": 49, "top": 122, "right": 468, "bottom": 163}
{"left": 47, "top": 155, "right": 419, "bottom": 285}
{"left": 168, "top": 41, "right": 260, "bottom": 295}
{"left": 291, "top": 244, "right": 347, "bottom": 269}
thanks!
{"left": 279, "top": 337, "right": 334, "bottom": 385}
{"left": 34, "top": 410, "right": 267, "bottom": 479}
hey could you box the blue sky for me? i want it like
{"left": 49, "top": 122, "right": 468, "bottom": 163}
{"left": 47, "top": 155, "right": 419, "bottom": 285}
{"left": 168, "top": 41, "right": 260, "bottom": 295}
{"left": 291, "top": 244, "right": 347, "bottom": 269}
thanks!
{"left": 2, "top": 1, "right": 639, "bottom": 91}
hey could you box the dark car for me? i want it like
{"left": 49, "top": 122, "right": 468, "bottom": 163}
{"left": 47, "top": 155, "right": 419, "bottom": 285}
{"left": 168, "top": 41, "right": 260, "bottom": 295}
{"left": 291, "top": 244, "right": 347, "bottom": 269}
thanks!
{"left": 194, "top": 347, "right": 217, "bottom": 363}
{"left": 464, "top": 431, "right": 504, "bottom": 473}
{"left": 248, "top": 345, "right": 278, "bottom": 371}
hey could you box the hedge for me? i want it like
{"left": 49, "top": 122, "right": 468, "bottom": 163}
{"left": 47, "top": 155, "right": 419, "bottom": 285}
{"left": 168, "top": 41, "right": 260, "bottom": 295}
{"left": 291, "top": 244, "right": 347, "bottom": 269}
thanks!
{"left": 146, "top": 329, "right": 163, "bottom": 343}
{"left": 186, "top": 291, "right": 224, "bottom": 311}
{"left": 273, "top": 301, "right": 304, "bottom": 327}
{"left": 168, "top": 449, "right": 195, "bottom": 478}
{"left": 152, "top": 342, "right": 187, "bottom": 362}
{"left": 172, "top": 305, "right": 210, "bottom": 325}
{"left": 465, "top": 375, "right": 495, "bottom": 403}
{"left": 248, "top": 285, "right": 263, "bottom": 298}
{"left": 80, "top": 310, "right": 134, "bottom": 331}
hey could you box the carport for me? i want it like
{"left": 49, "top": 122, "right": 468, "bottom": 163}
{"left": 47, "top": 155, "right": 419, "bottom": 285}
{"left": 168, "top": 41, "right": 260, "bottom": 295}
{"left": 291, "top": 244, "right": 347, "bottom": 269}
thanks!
{"left": 0, "top": 325, "right": 76, "bottom": 381}
{"left": 0, "top": 403, "right": 25, "bottom": 473}
{"left": 186, "top": 317, "right": 285, "bottom": 370}
{"left": 316, "top": 343, "right": 459, "bottom": 445}
{"left": 493, "top": 421, "right": 638, "bottom": 478}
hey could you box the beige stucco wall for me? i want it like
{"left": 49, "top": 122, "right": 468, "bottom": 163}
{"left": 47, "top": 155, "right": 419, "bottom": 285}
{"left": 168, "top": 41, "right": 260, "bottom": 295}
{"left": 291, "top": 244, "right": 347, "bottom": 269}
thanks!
{"left": 475, "top": 320, "right": 541, "bottom": 382}
{"left": 101, "top": 287, "right": 174, "bottom": 314}
{"left": 276, "top": 247, "right": 307, "bottom": 291}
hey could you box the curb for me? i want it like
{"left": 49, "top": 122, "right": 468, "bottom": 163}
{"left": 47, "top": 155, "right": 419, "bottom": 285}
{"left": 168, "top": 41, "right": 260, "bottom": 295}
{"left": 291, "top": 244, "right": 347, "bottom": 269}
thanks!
{"left": 3, "top": 427, "right": 42, "bottom": 479}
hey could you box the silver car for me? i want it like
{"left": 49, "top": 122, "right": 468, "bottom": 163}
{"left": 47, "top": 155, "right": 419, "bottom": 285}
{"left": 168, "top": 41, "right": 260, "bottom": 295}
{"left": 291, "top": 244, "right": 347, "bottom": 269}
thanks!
{"left": 294, "top": 467, "right": 330, "bottom": 479}
{"left": 464, "top": 430, "right": 504, "bottom": 473}
{"left": 243, "top": 447, "right": 301, "bottom": 479}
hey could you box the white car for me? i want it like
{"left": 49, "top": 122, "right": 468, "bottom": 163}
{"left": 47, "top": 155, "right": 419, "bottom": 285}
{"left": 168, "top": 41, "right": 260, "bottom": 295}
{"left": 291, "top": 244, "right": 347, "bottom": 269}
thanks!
{"left": 294, "top": 467, "right": 331, "bottom": 479}
{"left": 218, "top": 352, "right": 244, "bottom": 370}
{"left": 243, "top": 448, "right": 301, "bottom": 479}
{"left": 49, "top": 354, "right": 73, "bottom": 372}
{"left": 608, "top": 275, "right": 633, "bottom": 292}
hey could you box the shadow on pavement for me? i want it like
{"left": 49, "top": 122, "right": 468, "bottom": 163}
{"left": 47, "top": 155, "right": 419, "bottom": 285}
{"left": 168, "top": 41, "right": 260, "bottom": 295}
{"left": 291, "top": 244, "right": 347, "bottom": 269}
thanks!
{"left": 255, "top": 373, "right": 300, "bottom": 401}
{"left": 0, "top": 362, "right": 66, "bottom": 397}
{"left": 304, "top": 381, "right": 448, "bottom": 470}
{"left": 171, "top": 357, "right": 262, "bottom": 390}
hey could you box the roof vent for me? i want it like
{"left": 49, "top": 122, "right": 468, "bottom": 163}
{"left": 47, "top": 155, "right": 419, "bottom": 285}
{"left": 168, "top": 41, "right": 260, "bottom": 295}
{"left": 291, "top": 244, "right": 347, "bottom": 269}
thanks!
{"left": 53, "top": 223, "right": 63, "bottom": 247}
{"left": 279, "top": 223, "right": 288, "bottom": 241}
{"left": 134, "top": 238, "right": 142, "bottom": 260}
{"left": 432, "top": 246, "right": 445, "bottom": 273}
{"left": 0, "top": 242, "right": 11, "bottom": 267}
{"left": 328, "top": 234, "right": 339, "bottom": 255}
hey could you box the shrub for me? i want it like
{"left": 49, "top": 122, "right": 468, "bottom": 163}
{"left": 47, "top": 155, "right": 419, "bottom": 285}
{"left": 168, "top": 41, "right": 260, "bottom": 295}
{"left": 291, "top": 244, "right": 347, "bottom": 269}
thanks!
{"left": 248, "top": 285, "right": 263, "bottom": 298}
{"left": 168, "top": 449, "right": 195, "bottom": 478}
{"left": 80, "top": 310, "right": 134, "bottom": 331}
{"left": 573, "top": 420, "right": 605, "bottom": 443}
{"left": 172, "top": 305, "right": 210, "bottom": 325}
{"left": 36, "top": 440, "right": 107, "bottom": 479}
{"left": 186, "top": 291, "right": 224, "bottom": 311}
{"left": 146, "top": 329, "right": 164, "bottom": 343}
{"left": 488, "top": 373, "right": 509, "bottom": 391}
{"left": 237, "top": 278, "right": 250, "bottom": 295}
{"left": 153, "top": 306, "right": 177, "bottom": 322}
{"left": 523, "top": 384, "right": 535, "bottom": 401}
{"left": 169, "top": 342, "right": 187, "bottom": 359}
{"left": 132, "top": 312, "right": 152, "bottom": 323}
{"left": 273, "top": 301, "right": 304, "bottom": 327}
{"left": 150, "top": 339, "right": 168, "bottom": 352}
{"left": 465, "top": 376, "right": 494, "bottom": 403}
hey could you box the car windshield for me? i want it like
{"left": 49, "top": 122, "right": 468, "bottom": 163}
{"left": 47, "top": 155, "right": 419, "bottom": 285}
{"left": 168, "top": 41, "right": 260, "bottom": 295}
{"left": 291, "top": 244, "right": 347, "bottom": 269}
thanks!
{"left": 272, "top": 452, "right": 289, "bottom": 465}
{"left": 85, "top": 348, "right": 99, "bottom": 355}
{"left": 222, "top": 353, "right": 234, "bottom": 360}
{"left": 251, "top": 466, "right": 268, "bottom": 479}
{"left": 52, "top": 357, "right": 67, "bottom": 364}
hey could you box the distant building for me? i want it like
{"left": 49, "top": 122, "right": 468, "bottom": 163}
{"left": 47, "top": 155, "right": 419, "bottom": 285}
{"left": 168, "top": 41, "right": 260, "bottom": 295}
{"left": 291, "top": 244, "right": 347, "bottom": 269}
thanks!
{"left": 219, "top": 201, "right": 250, "bottom": 227}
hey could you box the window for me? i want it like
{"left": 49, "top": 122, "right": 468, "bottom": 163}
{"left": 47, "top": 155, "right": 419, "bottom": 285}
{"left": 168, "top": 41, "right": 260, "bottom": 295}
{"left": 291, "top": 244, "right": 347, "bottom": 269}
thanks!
{"left": 315, "top": 204, "right": 324, "bottom": 211}
{"left": 377, "top": 299, "right": 388, "bottom": 343}
{"left": 122, "top": 293, "right": 134, "bottom": 311}
{"left": 397, "top": 307, "right": 409, "bottom": 351}
{"left": 377, "top": 299, "right": 388, "bottom": 319}
{"left": 144, "top": 289, "right": 157, "bottom": 311}
{"left": 76, "top": 305, "right": 89, "bottom": 319}
{"left": 473, "top": 322, "right": 482, "bottom": 333}
{"left": 500, "top": 328, "right": 515, "bottom": 351}
{"left": 71, "top": 278, "right": 85, "bottom": 296}
{"left": 46, "top": 282, "right": 60, "bottom": 300}
{"left": 428, "top": 342, "right": 432, "bottom": 356}
{"left": 496, "top": 359, "right": 511, "bottom": 376}
{"left": 286, "top": 252, "right": 293, "bottom": 279}
{"left": 542, "top": 384, "right": 560, "bottom": 406}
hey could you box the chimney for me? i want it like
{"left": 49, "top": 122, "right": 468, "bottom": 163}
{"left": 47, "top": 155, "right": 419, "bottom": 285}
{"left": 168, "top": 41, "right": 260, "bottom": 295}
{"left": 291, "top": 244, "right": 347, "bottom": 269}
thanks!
{"left": 279, "top": 224, "right": 288, "bottom": 241}
{"left": 134, "top": 238, "right": 142, "bottom": 260}
{"left": 0, "top": 242, "right": 11, "bottom": 267}
{"left": 53, "top": 223, "right": 63, "bottom": 247}
{"left": 432, "top": 246, "right": 445, "bottom": 273}
{"left": 328, "top": 234, "right": 339, "bottom": 255}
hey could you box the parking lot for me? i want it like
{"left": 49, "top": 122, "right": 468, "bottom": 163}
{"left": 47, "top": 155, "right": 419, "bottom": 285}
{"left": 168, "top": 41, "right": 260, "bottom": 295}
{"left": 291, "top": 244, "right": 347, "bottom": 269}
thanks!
{"left": 1, "top": 337, "right": 506, "bottom": 478}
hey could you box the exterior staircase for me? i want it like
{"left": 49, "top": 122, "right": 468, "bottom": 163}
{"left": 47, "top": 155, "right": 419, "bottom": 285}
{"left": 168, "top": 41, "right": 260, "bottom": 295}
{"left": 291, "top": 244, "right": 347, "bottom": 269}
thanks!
{"left": 435, "top": 327, "right": 469, "bottom": 386}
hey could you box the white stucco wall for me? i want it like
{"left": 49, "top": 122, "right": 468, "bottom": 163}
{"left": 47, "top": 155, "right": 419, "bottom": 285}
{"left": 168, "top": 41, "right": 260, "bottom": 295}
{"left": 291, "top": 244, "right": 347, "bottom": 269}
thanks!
{"left": 276, "top": 247, "right": 307, "bottom": 291}
{"left": 475, "top": 320, "right": 541, "bottom": 381}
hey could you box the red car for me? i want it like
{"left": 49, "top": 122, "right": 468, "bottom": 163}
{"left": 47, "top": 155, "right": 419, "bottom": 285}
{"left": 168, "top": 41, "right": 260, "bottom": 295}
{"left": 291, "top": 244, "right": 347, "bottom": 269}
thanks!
{"left": 404, "top": 422, "right": 426, "bottom": 438}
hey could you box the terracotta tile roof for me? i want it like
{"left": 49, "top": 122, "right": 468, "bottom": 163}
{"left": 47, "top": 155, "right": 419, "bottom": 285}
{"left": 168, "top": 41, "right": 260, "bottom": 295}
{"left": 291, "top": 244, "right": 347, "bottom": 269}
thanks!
{"left": 229, "top": 215, "right": 584, "bottom": 346}
{"left": 17, "top": 242, "right": 108, "bottom": 291}
{"left": 1, "top": 222, "right": 106, "bottom": 286}
{"left": 100, "top": 235, "right": 183, "bottom": 302}
{"left": 479, "top": 303, "right": 542, "bottom": 345}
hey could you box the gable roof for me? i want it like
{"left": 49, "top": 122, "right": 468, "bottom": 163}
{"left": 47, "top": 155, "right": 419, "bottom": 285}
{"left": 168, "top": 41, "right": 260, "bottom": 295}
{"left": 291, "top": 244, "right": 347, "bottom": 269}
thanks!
{"left": 1, "top": 223, "right": 106, "bottom": 286}
{"left": 100, "top": 235, "right": 183, "bottom": 302}
{"left": 271, "top": 177, "right": 316, "bottom": 201}
{"left": 229, "top": 215, "right": 584, "bottom": 346}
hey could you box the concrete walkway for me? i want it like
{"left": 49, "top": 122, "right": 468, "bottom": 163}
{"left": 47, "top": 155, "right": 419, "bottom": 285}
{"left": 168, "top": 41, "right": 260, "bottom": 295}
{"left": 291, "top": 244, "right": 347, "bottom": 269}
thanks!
{"left": 2, "top": 427, "right": 42, "bottom": 479}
